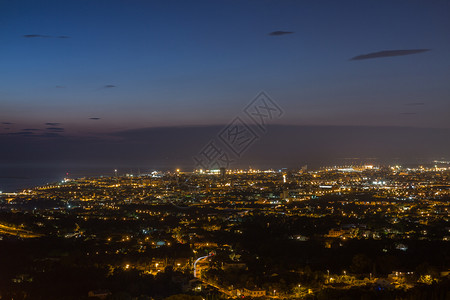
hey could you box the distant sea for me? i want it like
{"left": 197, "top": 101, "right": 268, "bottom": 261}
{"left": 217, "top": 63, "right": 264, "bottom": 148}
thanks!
{"left": 0, "top": 165, "right": 128, "bottom": 193}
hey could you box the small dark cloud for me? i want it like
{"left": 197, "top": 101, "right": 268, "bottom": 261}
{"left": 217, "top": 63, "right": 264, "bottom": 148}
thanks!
{"left": 104, "top": 85, "right": 116, "bottom": 88}
{"left": 45, "top": 127, "right": 65, "bottom": 132}
{"left": 400, "top": 112, "right": 417, "bottom": 115}
{"left": 351, "top": 49, "right": 431, "bottom": 60}
{"left": 23, "top": 34, "right": 50, "bottom": 38}
{"left": 89, "top": 117, "right": 101, "bottom": 120}
{"left": 45, "top": 122, "right": 61, "bottom": 126}
{"left": 1, "top": 122, "right": 13, "bottom": 125}
{"left": 268, "top": 31, "right": 294, "bottom": 36}
{"left": 405, "top": 102, "right": 425, "bottom": 106}
{"left": 22, "top": 128, "right": 40, "bottom": 131}
{"left": 57, "top": 35, "right": 70, "bottom": 39}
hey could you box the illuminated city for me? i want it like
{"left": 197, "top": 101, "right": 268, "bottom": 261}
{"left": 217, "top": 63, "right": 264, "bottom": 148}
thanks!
{"left": 1, "top": 163, "right": 449, "bottom": 299}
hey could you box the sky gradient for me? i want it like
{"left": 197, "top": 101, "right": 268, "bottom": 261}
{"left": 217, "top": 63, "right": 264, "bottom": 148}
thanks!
{"left": 0, "top": 0, "right": 449, "bottom": 173}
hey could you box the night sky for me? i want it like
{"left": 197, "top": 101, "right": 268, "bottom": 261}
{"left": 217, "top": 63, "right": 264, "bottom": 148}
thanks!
{"left": 1, "top": 0, "right": 449, "bottom": 172}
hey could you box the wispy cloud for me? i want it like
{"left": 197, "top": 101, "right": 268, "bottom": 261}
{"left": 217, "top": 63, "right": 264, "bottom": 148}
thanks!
{"left": 104, "top": 85, "right": 116, "bottom": 88}
{"left": 22, "top": 128, "right": 41, "bottom": 131}
{"left": 7, "top": 131, "right": 35, "bottom": 136}
{"left": 4, "top": 130, "right": 65, "bottom": 138}
{"left": 351, "top": 49, "right": 430, "bottom": 60}
{"left": 23, "top": 34, "right": 70, "bottom": 39}
{"left": 268, "top": 31, "right": 294, "bottom": 36}
{"left": 89, "top": 117, "right": 101, "bottom": 120}
{"left": 45, "top": 127, "right": 65, "bottom": 132}
{"left": 23, "top": 34, "right": 50, "bottom": 38}
{"left": 45, "top": 122, "right": 61, "bottom": 126}
{"left": 1, "top": 122, "right": 13, "bottom": 125}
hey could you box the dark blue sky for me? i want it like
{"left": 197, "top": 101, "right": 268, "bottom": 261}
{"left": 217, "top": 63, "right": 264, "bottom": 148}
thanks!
{"left": 0, "top": 0, "right": 449, "bottom": 184}
{"left": 1, "top": 0, "right": 449, "bottom": 136}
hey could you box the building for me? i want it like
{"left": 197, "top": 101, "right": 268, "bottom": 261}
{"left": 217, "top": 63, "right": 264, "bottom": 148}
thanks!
{"left": 235, "top": 288, "right": 266, "bottom": 297}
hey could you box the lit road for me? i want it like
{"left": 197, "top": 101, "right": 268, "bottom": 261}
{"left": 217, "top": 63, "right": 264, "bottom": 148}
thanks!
{"left": 0, "top": 223, "right": 41, "bottom": 238}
